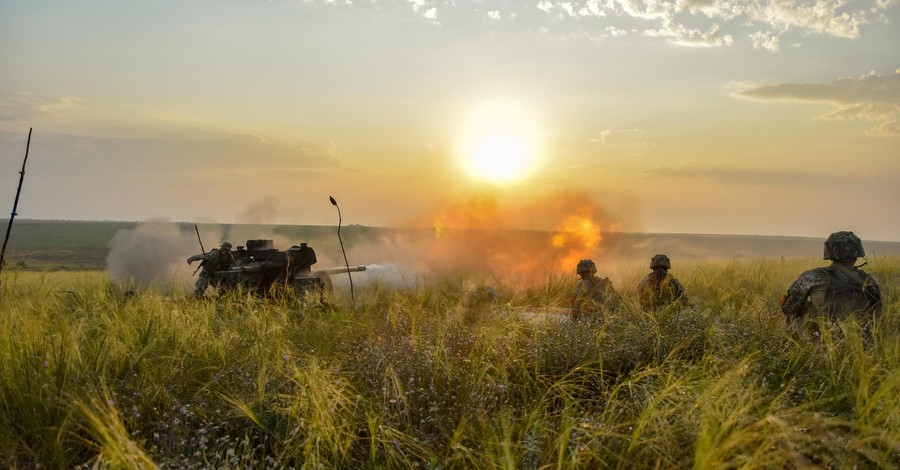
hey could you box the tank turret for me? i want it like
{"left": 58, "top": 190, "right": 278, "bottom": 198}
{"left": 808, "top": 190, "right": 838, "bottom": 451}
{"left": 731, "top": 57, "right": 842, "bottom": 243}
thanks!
{"left": 209, "top": 239, "right": 366, "bottom": 302}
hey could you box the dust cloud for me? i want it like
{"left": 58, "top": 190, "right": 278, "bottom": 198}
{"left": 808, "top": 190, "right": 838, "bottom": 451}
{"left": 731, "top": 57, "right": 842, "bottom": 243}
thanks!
{"left": 107, "top": 192, "right": 890, "bottom": 294}
{"left": 226, "top": 196, "right": 293, "bottom": 249}
{"left": 106, "top": 219, "right": 203, "bottom": 289}
{"left": 339, "top": 189, "right": 633, "bottom": 286}
{"left": 105, "top": 199, "right": 314, "bottom": 289}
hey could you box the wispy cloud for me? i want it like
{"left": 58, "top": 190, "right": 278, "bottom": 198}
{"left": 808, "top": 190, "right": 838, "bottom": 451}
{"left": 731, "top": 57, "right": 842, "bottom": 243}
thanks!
{"left": 642, "top": 164, "right": 895, "bottom": 185}
{"left": 644, "top": 21, "right": 734, "bottom": 47}
{"left": 1, "top": 132, "right": 342, "bottom": 176}
{"left": 734, "top": 69, "right": 900, "bottom": 136}
{"left": 0, "top": 93, "right": 81, "bottom": 123}
{"left": 191, "top": 134, "right": 341, "bottom": 170}
{"left": 597, "top": 128, "right": 652, "bottom": 148}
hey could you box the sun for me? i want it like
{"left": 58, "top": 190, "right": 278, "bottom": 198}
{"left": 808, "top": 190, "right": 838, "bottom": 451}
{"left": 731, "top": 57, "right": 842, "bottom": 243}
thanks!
{"left": 457, "top": 98, "right": 542, "bottom": 184}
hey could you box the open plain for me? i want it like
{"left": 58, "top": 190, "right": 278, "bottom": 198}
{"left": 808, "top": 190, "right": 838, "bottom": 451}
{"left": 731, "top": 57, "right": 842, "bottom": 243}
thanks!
{"left": 1, "top": 220, "right": 897, "bottom": 468}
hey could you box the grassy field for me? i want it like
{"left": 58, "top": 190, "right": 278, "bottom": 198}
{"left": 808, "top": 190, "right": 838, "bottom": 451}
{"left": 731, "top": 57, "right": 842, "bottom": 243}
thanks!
{"left": 1, "top": 256, "right": 898, "bottom": 468}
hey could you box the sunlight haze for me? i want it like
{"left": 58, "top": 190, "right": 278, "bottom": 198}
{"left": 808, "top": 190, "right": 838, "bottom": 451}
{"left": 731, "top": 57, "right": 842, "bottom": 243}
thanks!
{"left": 1, "top": 0, "right": 898, "bottom": 241}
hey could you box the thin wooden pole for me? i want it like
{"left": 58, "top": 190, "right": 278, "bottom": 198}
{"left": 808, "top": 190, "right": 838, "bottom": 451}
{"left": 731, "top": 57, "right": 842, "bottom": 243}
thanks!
{"left": 330, "top": 196, "right": 355, "bottom": 309}
{"left": 0, "top": 128, "right": 33, "bottom": 285}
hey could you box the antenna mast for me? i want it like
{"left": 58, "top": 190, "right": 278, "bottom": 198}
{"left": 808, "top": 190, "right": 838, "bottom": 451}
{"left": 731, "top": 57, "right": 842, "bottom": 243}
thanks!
{"left": 0, "top": 128, "right": 33, "bottom": 287}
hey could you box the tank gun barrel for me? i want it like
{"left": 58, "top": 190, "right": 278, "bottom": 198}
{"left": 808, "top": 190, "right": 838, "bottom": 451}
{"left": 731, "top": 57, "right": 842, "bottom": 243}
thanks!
{"left": 311, "top": 265, "right": 368, "bottom": 277}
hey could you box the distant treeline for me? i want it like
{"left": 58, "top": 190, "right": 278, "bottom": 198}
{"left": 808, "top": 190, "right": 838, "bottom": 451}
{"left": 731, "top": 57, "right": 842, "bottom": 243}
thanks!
{"left": 3, "top": 219, "right": 900, "bottom": 271}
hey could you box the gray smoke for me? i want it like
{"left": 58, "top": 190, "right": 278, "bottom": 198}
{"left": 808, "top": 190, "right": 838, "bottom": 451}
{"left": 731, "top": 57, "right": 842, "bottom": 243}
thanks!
{"left": 226, "top": 197, "right": 294, "bottom": 250}
{"left": 106, "top": 219, "right": 200, "bottom": 289}
{"left": 329, "top": 263, "right": 421, "bottom": 291}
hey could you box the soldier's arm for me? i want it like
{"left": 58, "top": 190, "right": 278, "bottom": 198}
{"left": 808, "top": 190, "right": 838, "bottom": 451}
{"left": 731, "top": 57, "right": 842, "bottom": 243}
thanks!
{"left": 780, "top": 270, "right": 824, "bottom": 319}
{"left": 603, "top": 278, "right": 623, "bottom": 308}
{"left": 863, "top": 274, "right": 882, "bottom": 315}
{"left": 187, "top": 253, "right": 207, "bottom": 264}
{"left": 571, "top": 283, "right": 583, "bottom": 314}
{"left": 672, "top": 277, "right": 688, "bottom": 304}
{"left": 637, "top": 276, "right": 653, "bottom": 310}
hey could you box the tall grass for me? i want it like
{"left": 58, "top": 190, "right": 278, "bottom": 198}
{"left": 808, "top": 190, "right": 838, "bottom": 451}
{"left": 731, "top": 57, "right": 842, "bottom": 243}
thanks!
{"left": 0, "top": 258, "right": 898, "bottom": 468}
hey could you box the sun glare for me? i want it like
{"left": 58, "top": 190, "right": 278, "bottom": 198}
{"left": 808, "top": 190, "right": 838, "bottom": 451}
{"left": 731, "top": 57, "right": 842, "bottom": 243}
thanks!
{"left": 458, "top": 98, "right": 542, "bottom": 184}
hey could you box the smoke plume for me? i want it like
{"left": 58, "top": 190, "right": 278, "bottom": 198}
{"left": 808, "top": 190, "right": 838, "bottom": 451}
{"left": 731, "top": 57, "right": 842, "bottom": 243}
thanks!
{"left": 106, "top": 219, "right": 201, "bottom": 289}
{"left": 341, "top": 189, "right": 629, "bottom": 286}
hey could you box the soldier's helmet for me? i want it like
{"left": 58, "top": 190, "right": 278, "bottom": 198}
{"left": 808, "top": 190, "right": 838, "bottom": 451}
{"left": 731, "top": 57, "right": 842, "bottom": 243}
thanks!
{"left": 220, "top": 241, "right": 233, "bottom": 250}
{"left": 576, "top": 259, "right": 597, "bottom": 275}
{"left": 650, "top": 254, "right": 671, "bottom": 270}
{"left": 823, "top": 231, "right": 865, "bottom": 261}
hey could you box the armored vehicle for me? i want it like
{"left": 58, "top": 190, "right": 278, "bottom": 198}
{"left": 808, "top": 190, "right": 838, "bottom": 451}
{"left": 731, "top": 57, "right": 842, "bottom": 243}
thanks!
{"left": 210, "top": 239, "right": 365, "bottom": 300}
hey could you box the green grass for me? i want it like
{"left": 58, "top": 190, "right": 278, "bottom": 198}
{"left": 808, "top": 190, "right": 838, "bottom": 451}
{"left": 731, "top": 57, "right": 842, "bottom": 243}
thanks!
{"left": 1, "top": 257, "right": 898, "bottom": 468}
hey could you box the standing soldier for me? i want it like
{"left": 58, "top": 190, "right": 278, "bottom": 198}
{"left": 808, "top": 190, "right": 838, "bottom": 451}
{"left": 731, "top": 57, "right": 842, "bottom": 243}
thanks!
{"left": 781, "top": 231, "right": 881, "bottom": 332}
{"left": 187, "top": 241, "right": 236, "bottom": 297}
{"left": 571, "top": 259, "right": 621, "bottom": 322}
{"left": 638, "top": 254, "right": 688, "bottom": 312}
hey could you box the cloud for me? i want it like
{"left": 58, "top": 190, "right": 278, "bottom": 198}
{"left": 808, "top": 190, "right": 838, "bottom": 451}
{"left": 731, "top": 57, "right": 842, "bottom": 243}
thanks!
{"left": 735, "top": 70, "right": 900, "bottom": 136}
{"left": 0, "top": 132, "right": 341, "bottom": 179}
{"left": 741, "top": 0, "right": 868, "bottom": 39}
{"left": 597, "top": 128, "right": 652, "bottom": 149}
{"left": 207, "top": 134, "right": 340, "bottom": 169}
{"left": 607, "top": 26, "right": 628, "bottom": 36}
{"left": 644, "top": 21, "right": 734, "bottom": 47}
{"left": 272, "top": 1, "right": 893, "bottom": 49}
{"left": 0, "top": 93, "right": 81, "bottom": 123}
{"left": 641, "top": 164, "right": 897, "bottom": 185}
{"left": 750, "top": 30, "right": 780, "bottom": 51}
{"left": 864, "top": 118, "right": 900, "bottom": 137}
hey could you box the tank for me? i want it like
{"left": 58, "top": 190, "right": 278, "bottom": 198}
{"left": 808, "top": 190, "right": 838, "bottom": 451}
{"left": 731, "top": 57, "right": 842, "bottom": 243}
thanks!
{"left": 209, "top": 239, "right": 366, "bottom": 300}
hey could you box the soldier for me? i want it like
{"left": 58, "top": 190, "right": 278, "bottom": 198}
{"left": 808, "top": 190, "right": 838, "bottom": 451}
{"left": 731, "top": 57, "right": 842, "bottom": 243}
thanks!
{"left": 187, "top": 241, "right": 236, "bottom": 297}
{"left": 638, "top": 254, "right": 688, "bottom": 312}
{"left": 286, "top": 242, "right": 318, "bottom": 278}
{"left": 461, "top": 285, "right": 500, "bottom": 324}
{"left": 571, "top": 259, "right": 621, "bottom": 322}
{"left": 781, "top": 231, "right": 881, "bottom": 332}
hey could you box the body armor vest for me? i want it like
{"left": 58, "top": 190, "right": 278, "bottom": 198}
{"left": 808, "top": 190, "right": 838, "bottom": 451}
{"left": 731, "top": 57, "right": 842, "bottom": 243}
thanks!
{"left": 810, "top": 265, "right": 879, "bottom": 320}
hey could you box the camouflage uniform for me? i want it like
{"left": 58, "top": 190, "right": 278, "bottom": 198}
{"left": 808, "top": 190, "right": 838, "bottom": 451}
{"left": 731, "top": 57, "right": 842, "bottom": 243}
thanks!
{"left": 571, "top": 259, "right": 621, "bottom": 322}
{"left": 781, "top": 264, "right": 881, "bottom": 322}
{"left": 781, "top": 231, "right": 881, "bottom": 329}
{"left": 638, "top": 254, "right": 688, "bottom": 312}
{"left": 462, "top": 286, "right": 500, "bottom": 323}
{"left": 187, "top": 242, "right": 236, "bottom": 296}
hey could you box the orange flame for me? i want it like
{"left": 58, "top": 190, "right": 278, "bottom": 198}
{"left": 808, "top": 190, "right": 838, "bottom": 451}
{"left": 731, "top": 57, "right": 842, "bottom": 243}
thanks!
{"left": 551, "top": 215, "right": 604, "bottom": 272}
{"left": 415, "top": 190, "right": 622, "bottom": 284}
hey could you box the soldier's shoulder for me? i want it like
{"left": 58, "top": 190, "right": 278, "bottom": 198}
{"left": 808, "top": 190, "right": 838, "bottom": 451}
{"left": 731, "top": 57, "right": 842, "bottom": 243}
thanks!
{"left": 858, "top": 269, "right": 880, "bottom": 285}
{"left": 804, "top": 266, "right": 831, "bottom": 277}
{"left": 791, "top": 267, "right": 830, "bottom": 287}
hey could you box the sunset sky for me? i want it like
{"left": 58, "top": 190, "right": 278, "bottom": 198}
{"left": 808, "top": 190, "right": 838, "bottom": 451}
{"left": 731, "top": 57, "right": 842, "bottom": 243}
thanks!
{"left": 1, "top": 0, "right": 898, "bottom": 241}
